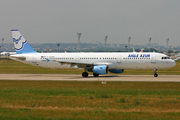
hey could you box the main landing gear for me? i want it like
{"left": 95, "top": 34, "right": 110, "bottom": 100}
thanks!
{"left": 93, "top": 73, "right": 99, "bottom": 77}
{"left": 82, "top": 72, "right": 88, "bottom": 77}
{"left": 82, "top": 72, "right": 99, "bottom": 77}
{"left": 82, "top": 69, "right": 100, "bottom": 77}
{"left": 82, "top": 69, "right": 88, "bottom": 77}
{"left": 154, "top": 69, "right": 158, "bottom": 77}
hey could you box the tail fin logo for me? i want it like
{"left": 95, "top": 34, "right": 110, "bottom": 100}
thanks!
{"left": 13, "top": 36, "right": 22, "bottom": 44}
{"left": 13, "top": 36, "right": 27, "bottom": 50}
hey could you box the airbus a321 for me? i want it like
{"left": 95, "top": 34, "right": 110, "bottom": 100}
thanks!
{"left": 10, "top": 30, "right": 176, "bottom": 77}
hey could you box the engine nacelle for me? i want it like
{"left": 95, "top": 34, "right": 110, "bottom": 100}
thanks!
{"left": 109, "top": 69, "right": 124, "bottom": 74}
{"left": 93, "top": 65, "right": 108, "bottom": 75}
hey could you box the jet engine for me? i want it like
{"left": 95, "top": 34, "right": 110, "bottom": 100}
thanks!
{"left": 93, "top": 65, "right": 108, "bottom": 75}
{"left": 109, "top": 69, "right": 124, "bottom": 73}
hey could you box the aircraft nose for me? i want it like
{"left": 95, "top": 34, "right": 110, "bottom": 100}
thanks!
{"left": 171, "top": 60, "right": 176, "bottom": 67}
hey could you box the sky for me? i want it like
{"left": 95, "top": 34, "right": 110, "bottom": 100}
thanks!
{"left": 0, "top": 0, "right": 180, "bottom": 46}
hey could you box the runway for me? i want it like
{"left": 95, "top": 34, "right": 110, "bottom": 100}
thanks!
{"left": 0, "top": 74, "right": 180, "bottom": 82}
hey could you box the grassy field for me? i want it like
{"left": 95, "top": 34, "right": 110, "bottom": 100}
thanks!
{"left": 0, "top": 80, "right": 180, "bottom": 119}
{"left": 0, "top": 58, "right": 180, "bottom": 119}
{"left": 0, "top": 58, "right": 180, "bottom": 75}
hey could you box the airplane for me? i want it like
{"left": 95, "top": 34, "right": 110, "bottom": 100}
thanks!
{"left": 10, "top": 29, "right": 176, "bottom": 77}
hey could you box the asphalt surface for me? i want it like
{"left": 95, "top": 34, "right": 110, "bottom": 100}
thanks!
{"left": 0, "top": 74, "right": 180, "bottom": 82}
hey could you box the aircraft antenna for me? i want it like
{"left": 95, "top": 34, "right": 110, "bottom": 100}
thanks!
{"left": 104, "top": 36, "right": 108, "bottom": 52}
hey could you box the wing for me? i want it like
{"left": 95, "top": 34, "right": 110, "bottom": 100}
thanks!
{"left": 55, "top": 60, "right": 110, "bottom": 69}
{"left": 57, "top": 60, "right": 92, "bottom": 68}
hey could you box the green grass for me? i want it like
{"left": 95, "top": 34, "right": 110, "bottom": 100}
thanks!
{"left": 0, "top": 58, "right": 180, "bottom": 75}
{"left": 0, "top": 58, "right": 180, "bottom": 119}
{"left": 0, "top": 81, "right": 180, "bottom": 119}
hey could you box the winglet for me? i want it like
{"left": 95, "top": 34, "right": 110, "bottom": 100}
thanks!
{"left": 11, "top": 29, "right": 37, "bottom": 54}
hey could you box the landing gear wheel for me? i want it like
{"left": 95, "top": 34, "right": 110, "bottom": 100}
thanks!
{"left": 93, "top": 73, "right": 99, "bottom": 77}
{"left": 82, "top": 72, "right": 88, "bottom": 77}
{"left": 154, "top": 69, "right": 158, "bottom": 77}
{"left": 154, "top": 73, "right": 158, "bottom": 77}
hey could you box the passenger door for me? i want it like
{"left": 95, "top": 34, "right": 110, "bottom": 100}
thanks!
{"left": 76, "top": 56, "right": 80, "bottom": 62}
{"left": 117, "top": 56, "right": 121, "bottom": 63}
{"left": 151, "top": 54, "right": 156, "bottom": 64}
{"left": 32, "top": 55, "right": 37, "bottom": 63}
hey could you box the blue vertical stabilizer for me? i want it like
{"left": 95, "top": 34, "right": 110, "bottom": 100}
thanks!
{"left": 11, "top": 29, "right": 37, "bottom": 54}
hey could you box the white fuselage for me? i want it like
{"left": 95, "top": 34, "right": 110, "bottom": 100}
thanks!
{"left": 10, "top": 52, "right": 176, "bottom": 70}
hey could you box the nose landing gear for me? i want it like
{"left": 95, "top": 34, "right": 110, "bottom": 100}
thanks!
{"left": 154, "top": 69, "right": 158, "bottom": 77}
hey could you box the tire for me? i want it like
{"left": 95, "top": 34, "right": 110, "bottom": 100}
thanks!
{"left": 93, "top": 73, "right": 99, "bottom": 77}
{"left": 82, "top": 72, "right": 88, "bottom": 77}
{"left": 154, "top": 73, "right": 158, "bottom": 77}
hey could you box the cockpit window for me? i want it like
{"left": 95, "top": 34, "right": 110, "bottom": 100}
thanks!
{"left": 161, "top": 57, "right": 170, "bottom": 59}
